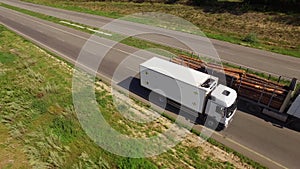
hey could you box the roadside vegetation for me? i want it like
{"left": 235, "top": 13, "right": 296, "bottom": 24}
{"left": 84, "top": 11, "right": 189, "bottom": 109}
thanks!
{"left": 22, "top": 0, "right": 300, "bottom": 57}
{"left": 0, "top": 25, "right": 264, "bottom": 168}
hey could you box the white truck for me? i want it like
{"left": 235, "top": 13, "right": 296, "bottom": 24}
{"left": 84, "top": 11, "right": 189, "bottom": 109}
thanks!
{"left": 140, "top": 57, "right": 238, "bottom": 129}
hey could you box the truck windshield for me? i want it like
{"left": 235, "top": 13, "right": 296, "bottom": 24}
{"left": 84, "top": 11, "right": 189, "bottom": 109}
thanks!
{"left": 225, "top": 100, "right": 237, "bottom": 118}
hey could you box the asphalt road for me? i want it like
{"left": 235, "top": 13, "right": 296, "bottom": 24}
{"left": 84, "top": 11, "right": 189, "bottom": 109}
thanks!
{"left": 1, "top": 0, "right": 300, "bottom": 80}
{"left": 1, "top": 6, "right": 300, "bottom": 169}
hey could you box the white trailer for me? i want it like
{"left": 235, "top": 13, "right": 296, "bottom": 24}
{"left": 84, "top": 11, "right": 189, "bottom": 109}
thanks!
{"left": 140, "top": 57, "right": 238, "bottom": 128}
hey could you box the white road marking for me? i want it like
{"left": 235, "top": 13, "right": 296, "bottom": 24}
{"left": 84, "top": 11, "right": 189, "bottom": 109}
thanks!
{"left": 87, "top": 28, "right": 112, "bottom": 36}
{"left": 59, "top": 20, "right": 85, "bottom": 29}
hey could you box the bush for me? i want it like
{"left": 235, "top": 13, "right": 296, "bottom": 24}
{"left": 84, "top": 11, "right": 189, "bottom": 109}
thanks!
{"left": 242, "top": 32, "right": 258, "bottom": 44}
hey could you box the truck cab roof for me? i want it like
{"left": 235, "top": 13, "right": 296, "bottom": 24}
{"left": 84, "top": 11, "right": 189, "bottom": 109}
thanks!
{"left": 211, "top": 84, "right": 237, "bottom": 107}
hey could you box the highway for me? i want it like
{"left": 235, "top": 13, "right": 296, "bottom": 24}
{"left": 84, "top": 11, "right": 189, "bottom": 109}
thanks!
{"left": 1, "top": 0, "right": 300, "bottom": 79}
{"left": 0, "top": 5, "right": 300, "bottom": 169}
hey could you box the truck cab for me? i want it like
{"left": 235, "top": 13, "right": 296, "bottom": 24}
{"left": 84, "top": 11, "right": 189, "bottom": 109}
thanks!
{"left": 205, "top": 84, "right": 238, "bottom": 128}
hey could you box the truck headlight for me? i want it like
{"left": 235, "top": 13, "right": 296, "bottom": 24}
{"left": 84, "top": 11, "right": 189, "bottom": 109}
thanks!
{"left": 216, "top": 106, "right": 225, "bottom": 117}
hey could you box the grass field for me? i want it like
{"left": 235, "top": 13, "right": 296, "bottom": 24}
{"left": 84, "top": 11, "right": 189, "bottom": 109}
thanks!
{"left": 22, "top": 0, "right": 300, "bottom": 57}
{"left": 0, "top": 25, "right": 264, "bottom": 168}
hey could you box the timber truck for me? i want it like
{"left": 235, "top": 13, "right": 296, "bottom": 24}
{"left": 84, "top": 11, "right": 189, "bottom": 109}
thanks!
{"left": 140, "top": 57, "right": 238, "bottom": 129}
{"left": 171, "top": 55, "right": 300, "bottom": 131}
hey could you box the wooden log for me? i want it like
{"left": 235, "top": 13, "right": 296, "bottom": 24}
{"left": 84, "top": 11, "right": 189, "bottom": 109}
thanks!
{"left": 237, "top": 87, "right": 283, "bottom": 109}
{"left": 178, "top": 55, "right": 205, "bottom": 64}
{"left": 238, "top": 78, "right": 287, "bottom": 93}
{"left": 171, "top": 58, "right": 201, "bottom": 70}
{"left": 235, "top": 80, "right": 285, "bottom": 95}
{"left": 246, "top": 73, "right": 286, "bottom": 87}
{"left": 177, "top": 56, "right": 206, "bottom": 68}
{"left": 209, "top": 63, "right": 246, "bottom": 75}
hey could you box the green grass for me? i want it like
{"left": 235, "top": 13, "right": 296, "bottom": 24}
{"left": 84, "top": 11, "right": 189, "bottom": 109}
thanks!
{"left": 21, "top": 0, "right": 300, "bottom": 58}
{"left": 0, "top": 25, "right": 259, "bottom": 168}
{"left": 0, "top": 52, "right": 16, "bottom": 64}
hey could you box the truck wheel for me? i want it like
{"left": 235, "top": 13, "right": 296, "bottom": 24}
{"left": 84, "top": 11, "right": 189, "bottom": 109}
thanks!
{"left": 205, "top": 116, "right": 219, "bottom": 130}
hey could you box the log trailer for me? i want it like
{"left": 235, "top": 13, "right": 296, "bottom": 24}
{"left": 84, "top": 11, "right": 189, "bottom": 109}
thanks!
{"left": 172, "top": 55, "right": 300, "bottom": 131}
{"left": 140, "top": 57, "right": 238, "bottom": 129}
